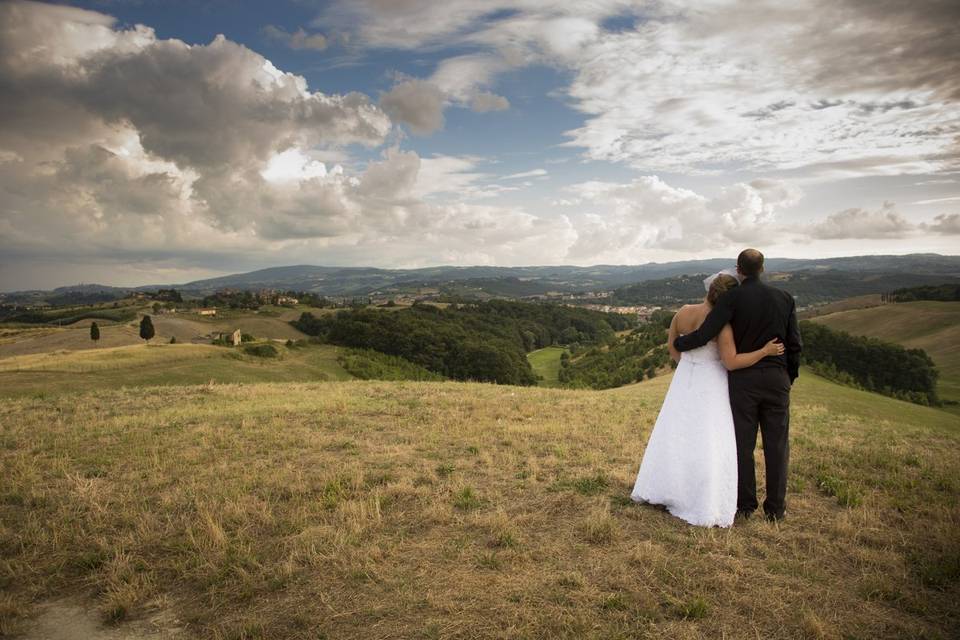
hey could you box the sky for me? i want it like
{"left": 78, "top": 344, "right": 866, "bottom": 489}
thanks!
{"left": 0, "top": 0, "right": 958, "bottom": 290}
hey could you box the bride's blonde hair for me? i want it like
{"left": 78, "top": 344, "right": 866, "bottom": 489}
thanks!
{"left": 707, "top": 274, "right": 738, "bottom": 306}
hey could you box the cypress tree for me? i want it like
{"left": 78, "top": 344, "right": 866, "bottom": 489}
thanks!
{"left": 139, "top": 315, "right": 155, "bottom": 343}
{"left": 90, "top": 321, "right": 100, "bottom": 343}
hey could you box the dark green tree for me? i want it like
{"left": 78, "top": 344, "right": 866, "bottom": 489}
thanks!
{"left": 139, "top": 315, "right": 155, "bottom": 343}
{"left": 90, "top": 321, "right": 100, "bottom": 343}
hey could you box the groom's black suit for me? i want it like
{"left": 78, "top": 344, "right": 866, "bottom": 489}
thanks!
{"left": 673, "top": 276, "right": 802, "bottom": 519}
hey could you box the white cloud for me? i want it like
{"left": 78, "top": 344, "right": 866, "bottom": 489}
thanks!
{"left": 560, "top": 1, "right": 960, "bottom": 176}
{"left": 562, "top": 176, "right": 801, "bottom": 258}
{"left": 319, "top": 0, "right": 960, "bottom": 178}
{"left": 470, "top": 92, "right": 510, "bottom": 113}
{"left": 263, "top": 25, "right": 328, "bottom": 50}
{"left": 261, "top": 148, "right": 330, "bottom": 184}
{"left": 922, "top": 214, "right": 960, "bottom": 236}
{"left": 379, "top": 54, "right": 512, "bottom": 134}
{"left": 503, "top": 169, "right": 547, "bottom": 180}
{"left": 913, "top": 196, "right": 960, "bottom": 205}
{"left": 380, "top": 79, "right": 446, "bottom": 134}
{"left": 3, "top": 0, "right": 960, "bottom": 289}
{"left": 806, "top": 203, "right": 915, "bottom": 239}
{"left": 0, "top": 1, "right": 582, "bottom": 287}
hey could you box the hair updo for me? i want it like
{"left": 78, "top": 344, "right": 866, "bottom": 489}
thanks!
{"left": 707, "top": 274, "right": 738, "bottom": 306}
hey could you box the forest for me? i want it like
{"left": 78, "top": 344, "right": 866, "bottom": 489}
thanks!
{"left": 292, "top": 299, "right": 633, "bottom": 385}
{"left": 611, "top": 270, "right": 960, "bottom": 307}
{"left": 885, "top": 283, "right": 960, "bottom": 302}
{"left": 799, "top": 321, "right": 940, "bottom": 405}
{"left": 558, "top": 310, "right": 674, "bottom": 389}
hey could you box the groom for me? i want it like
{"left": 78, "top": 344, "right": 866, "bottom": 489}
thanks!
{"left": 674, "top": 249, "right": 802, "bottom": 522}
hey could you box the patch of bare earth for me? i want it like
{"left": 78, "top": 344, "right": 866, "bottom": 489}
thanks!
{"left": 19, "top": 597, "right": 185, "bottom": 640}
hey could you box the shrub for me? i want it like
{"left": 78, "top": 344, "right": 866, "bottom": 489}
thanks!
{"left": 243, "top": 344, "right": 279, "bottom": 358}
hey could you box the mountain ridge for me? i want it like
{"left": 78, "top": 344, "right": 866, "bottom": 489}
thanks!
{"left": 4, "top": 253, "right": 959, "bottom": 298}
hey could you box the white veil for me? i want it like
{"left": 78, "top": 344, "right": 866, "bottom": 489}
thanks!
{"left": 702, "top": 268, "right": 741, "bottom": 292}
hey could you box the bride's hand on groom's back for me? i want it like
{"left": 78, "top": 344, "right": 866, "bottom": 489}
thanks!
{"left": 763, "top": 338, "right": 785, "bottom": 357}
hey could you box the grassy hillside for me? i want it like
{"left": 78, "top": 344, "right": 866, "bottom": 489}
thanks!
{"left": 527, "top": 345, "right": 566, "bottom": 387}
{"left": 811, "top": 301, "right": 960, "bottom": 411}
{"left": 0, "top": 342, "right": 353, "bottom": 397}
{"left": 798, "top": 294, "right": 883, "bottom": 319}
{"left": 0, "top": 308, "right": 321, "bottom": 359}
{"left": 1, "top": 371, "right": 957, "bottom": 639}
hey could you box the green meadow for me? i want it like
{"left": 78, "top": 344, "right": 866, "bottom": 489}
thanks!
{"left": 527, "top": 345, "right": 567, "bottom": 387}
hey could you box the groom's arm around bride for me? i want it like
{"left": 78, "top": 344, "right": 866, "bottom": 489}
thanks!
{"left": 673, "top": 249, "right": 802, "bottom": 522}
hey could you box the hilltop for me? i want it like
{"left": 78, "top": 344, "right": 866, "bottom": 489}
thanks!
{"left": 1, "top": 369, "right": 957, "bottom": 639}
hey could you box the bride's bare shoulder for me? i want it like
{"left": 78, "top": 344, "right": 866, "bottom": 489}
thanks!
{"left": 675, "top": 303, "right": 704, "bottom": 317}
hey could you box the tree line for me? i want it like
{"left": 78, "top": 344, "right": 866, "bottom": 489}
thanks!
{"left": 883, "top": 283, "right": 960, "bottom": 303}
{"left": 612, "top": 271, "right": 960, "bottom": 307}
{"left": 292, "top": 300, "right": 633, "bottom": 385}
{"left": 800, "top": 321, "right": 939, "bottom": 405}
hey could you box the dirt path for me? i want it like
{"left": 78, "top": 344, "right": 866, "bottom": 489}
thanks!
{"left": 20, "top": 598, "right": 186, "bottom": 640}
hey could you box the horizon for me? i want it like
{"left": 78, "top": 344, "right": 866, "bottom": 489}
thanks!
{"left": 4, "top": 251, "right": 958, "bottom": 293}
{"left": 1, "top": 0, "right": 958, "bottom": 291}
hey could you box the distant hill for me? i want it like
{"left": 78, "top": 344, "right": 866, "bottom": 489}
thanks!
{"left": 810, "top": 300, "right": 960, "bottom": 413}
{"left": 4, "top": 253, "right": 959, "bottom": 302}
{"left": 611, "top": 269, "right": 960, "bottom": 307}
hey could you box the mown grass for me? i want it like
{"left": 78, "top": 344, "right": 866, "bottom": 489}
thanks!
{"left": 0, "top": 342, "right": 353, "bottom": 398}
{"left": 0, "top": 371, "right": 957, "bottom": 638}
{"left": 527, "top": 346, "right": 566, "bottom": 387}
{"left": 812, "top": 301, "right": 960, "bottom": 413}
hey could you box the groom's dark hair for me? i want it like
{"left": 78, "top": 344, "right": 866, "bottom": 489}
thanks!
{"left": 737, "top": 248, "right": 764, "bottom": 278}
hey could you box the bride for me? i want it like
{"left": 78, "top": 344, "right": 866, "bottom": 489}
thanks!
{"left": 630, "top": 271, "right": 784, "bottom": 527}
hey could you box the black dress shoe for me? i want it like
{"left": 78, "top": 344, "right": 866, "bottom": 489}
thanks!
{"left": 765, "top": 511, "right": 786, "bottom": 522}
{"left": 735, "top": 510, "right": 754, "bottom": 521}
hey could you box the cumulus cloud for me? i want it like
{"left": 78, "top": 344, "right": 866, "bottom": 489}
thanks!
{"left": 0, "top": 1, "right": 589, "bottom": 289}
{"left": 380, "top": 79, "right": 446, "bottom": 134}
{"left": 922, "top": 213, "right": 960, "bottom": 235}
{"left": 806, "top": 203, "right": 915, "bottom": 239}
{"left": 262, "top": 25, "right": 328, "bottom": 50}
{"left": 379, "top": 54, "right": 511, "bottom": 134}
{"left": 561, "top": 176, "right": 801, "bottom": 259}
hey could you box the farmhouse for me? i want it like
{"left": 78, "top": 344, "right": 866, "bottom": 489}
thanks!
{"left": 197, "top": 308, "right": 217, "bottom": 316}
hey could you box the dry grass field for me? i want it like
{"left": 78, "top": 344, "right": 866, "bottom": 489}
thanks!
{"left": 1, "top": 369, "right": 958, "bottom": 639}
{"left": 0, "top": 343, "right": 354, "bottom": 398}
{"left": 0, "top": 307, "right": 321, "bottom": 359}
{"left": 797, "top": 295, "right": 884, "bottom": 320}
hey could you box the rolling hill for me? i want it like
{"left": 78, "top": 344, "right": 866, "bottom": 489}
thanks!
{"left": 810, "top": 301, "right": 960, "bottom": 412}
{"left": 0, "top": 307, "right": 315, "bottom": 359}
{"left": 5, "top": 253, "right": 959, "bottom": 301}
{"left": 611, "top": 269, "right": 960, "bottom": 308}
{"left": 0, "top": 342, "right": 354, "bottom": 397}
{"left": 1, "top": 366, "right": 957, "bottom": 639}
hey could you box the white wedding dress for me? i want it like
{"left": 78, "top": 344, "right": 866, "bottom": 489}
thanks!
{"left": 630, "top": 340, "right": 738, "bottom": 527}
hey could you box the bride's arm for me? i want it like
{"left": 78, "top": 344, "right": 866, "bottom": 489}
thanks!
{"left": 718, "top": 324, "right": 784, "bottom": 371}
{"left": 667, "top": 311, "right": 681, "bottom": 363}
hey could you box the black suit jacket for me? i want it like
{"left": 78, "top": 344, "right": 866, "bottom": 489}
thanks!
{"left": 673, "top": 276, "right": 802, "bottom": 381}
